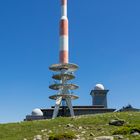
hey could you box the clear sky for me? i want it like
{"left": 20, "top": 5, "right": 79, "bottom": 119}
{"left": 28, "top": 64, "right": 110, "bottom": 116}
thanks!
{"left": 0, "top": 0, "right": 140, "bottom": 123}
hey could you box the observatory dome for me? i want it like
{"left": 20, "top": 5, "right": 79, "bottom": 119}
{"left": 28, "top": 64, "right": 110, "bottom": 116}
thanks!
{"left": 94, "top": 84, "right": 105, "bottom": 90}
{"left": 32, "top": 108, "right": 43, "bottom": 116}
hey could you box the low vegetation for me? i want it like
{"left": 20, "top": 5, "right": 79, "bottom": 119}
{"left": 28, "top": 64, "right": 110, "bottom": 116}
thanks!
{"left": 49, "top": 132, "right": 76, "bottom": 140}
{"left": 113, "top": 124, "right": 140, "bottom": 135}
{"left": 0, "top": 112, "right": 140, "bottom": 140}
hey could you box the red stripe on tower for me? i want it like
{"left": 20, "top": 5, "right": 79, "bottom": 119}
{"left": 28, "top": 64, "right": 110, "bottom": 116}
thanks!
{"left": 62, "top": 0, "right": 67, "bottom": 5}
{"left": 59, "top": 0, "right": 68, "bottom": 63}
{"left": 60, "top": 19, "right": 68, "bottom": 36}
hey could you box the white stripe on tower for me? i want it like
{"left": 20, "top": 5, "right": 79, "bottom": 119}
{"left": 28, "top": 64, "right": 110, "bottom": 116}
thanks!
{"left": 60, "top": 0, "right": 69, "bottom": 63}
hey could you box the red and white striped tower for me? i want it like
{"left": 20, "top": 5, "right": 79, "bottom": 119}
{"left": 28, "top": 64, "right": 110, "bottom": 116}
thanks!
{"left": 60, "top": 0, "right": 69, "bottom": 63}
{"left": 49, "top": 0, "right": 79, "bottom": 119}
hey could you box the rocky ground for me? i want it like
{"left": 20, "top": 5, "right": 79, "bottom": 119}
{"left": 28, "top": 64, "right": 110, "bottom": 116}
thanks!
{"left": 0, "top": 112, "right": 140, "bottom": 140}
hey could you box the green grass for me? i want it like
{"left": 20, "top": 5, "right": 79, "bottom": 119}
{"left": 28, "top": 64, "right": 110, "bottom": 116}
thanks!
{"left": 113, "top": 124, "right": 140, "bottom": 135}
{"left": 49, "top": 132, "right": 76, "bottom": 140}
{"left": 0, "top": 112, "right": 140, "bottom": 140}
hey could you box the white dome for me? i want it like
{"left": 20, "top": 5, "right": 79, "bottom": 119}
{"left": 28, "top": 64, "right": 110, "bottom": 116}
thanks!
{"left": 94, "top": 84, "right": 105, "bottom": 90}
{"left": 32, "top": 108, "right": 43, "bottom": 116}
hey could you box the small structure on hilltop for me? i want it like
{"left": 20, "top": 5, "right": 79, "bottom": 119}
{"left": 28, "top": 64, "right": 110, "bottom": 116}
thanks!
{"left": 118, "top": 104, "right": 140, "bottom": 112}
{"left": 90, "top": 84, "right": 109, "bottom": 108}
{"left": 25, "top": 108, "right": 44, "bottom": 121}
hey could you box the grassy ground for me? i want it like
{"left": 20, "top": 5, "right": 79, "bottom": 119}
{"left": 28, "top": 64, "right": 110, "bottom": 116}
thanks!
{"left": 0, "top": 112, "right": 140, "bottom": 140}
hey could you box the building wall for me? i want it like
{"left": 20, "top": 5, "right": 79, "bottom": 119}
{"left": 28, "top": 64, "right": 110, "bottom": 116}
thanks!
{"left": 41, "top": 107, "right": 115, "bottom": 119}
{"left": 90, "top": 90, "right": 109, "bottom": 108}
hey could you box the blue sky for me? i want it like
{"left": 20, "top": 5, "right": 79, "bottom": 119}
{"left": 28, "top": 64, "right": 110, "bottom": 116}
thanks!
{"left": 0, "top": 0, "right": 140, "bottom": 123}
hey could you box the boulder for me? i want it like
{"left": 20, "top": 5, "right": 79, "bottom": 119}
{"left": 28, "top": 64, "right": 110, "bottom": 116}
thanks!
{"left": 81, "top": 131, "right": 86, "bottom": 134}
{"left": 66, "top": 123, "right": 74, "bottom": 128}
{"left": 113, "top": 135, "right": 124, "bottom": 139}
{"left": 109, "top": 119, "right": 125, "bottom": 126}
{"left": 78, "top": 126, "right": 83, "bottom": 130}
{"left": 90, "top": 132, "right": 94, "bottom": 136}
{"left": 131, "top": 132, "right": 140, "bottom": 136}
{"left": 94, "top": 136, "right": 114, "bottom": 140}
{"left": 48, "top": 130, "right": 52, "bottom": 134}
{"left": 34, "top": 135, "right": 42, "bottom": 140}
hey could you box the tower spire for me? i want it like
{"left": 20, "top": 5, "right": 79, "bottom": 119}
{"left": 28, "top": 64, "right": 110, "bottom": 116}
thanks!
{"left": 60, "top": 0, "right": 69, "bottom": 63}
{"left": 61, "top": 0, "right": 67, "bottom": 17}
